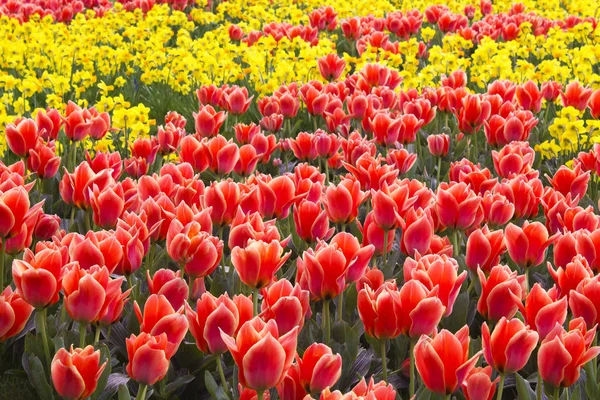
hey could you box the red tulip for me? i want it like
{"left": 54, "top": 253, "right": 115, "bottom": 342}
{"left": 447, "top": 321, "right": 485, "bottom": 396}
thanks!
{"left": 371, "top": 188, "right": 402, "bottom": 231}
{"left": 0, "top": 186, "right": 43, "bottom": 239}
{"left": 369, "top": 112, "right": 402, "bottom": 147}
{"left": 318, "top": 53, "right": 346, "bottom": 81}
{"left": 5, "top": 118, "right": 39, "bottom": 158}
{"left": 323, "top": 178, "right": 368, "bottom": 224}
{"left": 456, "top": 94, "right": 491, "bottom": 134}
{"left": 293, "top": 200, "right": 334, "bottom": 244}
{"left": 427, "top": 134, "right": 450, "bottom": 157}
{"left": 330, "top": 232, "right": 375, "bottom": 283}
{"left": 415, "top": 325, "right": 481, "bottom": 395}
{"left": 65, "top": 231, "right": 122, "bottom": 273}
{"left": 482, "top": 317, "right": 539, "bottom": 374}
{"left": 276, "top": 364, "right": 307, "bottom": 400}
{"left": 166, "top": 220, "right": 223, "bottom": 278}
{"left": 560, "top": 81, "right": 593, "bottom": 111}
{"left": 399, "top": 207, "right": 434, "bottom": 257}
{"left": 194, "top": 104, "right": 227, "bottom": 137}
{"left": 232, "top": 240, "right": 291, "bottom": 289}
{"left": 356, "top": 267, "right": 386, "bottom": 292}
{"left": 297, "top": 343, "right": 342, "bottom": 393}
{"left": 51, "top": 345, "right": 107, "bottom": 400}
{"left": 36, "top": 108, "right": 63, "bottom": 141}
{"left": 570, "top": 275, "right": 600, "bottom": 329}
{"left": 589, "top": 89, "right": 600, "bottom": 119}
{"left": 547, "top": 164, "right": 589, "bottom": 201}
{"left": 28, "top": 141, "right": 61, "bottom": 179}
{"left": 404, "top": 253, "right": 467, "bottom": 316}
{"left": 221, "top": 317, "right": 299, "bottom": 391}
{"left": 461, "top": 366, "right": 498, "bottom": 400}
{"left": 465, "top": 227, "right": 506, "bottom": 273}
{"left": 223, "top": 86, "right": 253, "bottom": 115}
{"left": 260, "top": 279, "right": 310, "bottom": 335}
{"left": 549, "top": 255, "right": 594, "bottom": 298}
{"left": 538, "top": 319, "right": 600, "bottom": 388}
{"left": 0, "top": 286, "right": 33, "bottom": 341}
{"left": 515, "top": 283, "right": 567, "bottom": 340}
{"left": 357, "top": 283, "right": 402, "bottom": 340}
{"left": 134, "top": 294, "right": 188, "bottom": 358}
{"left": 12, "top": 248, "right": 67, "bottom": 309}
{"left": 96, "top": 275, "right": 131, "bottom": 326}
{"left": 186, "top": 292, "right": 252, "bottom": 354}
{"left": 257, "top": 175, "right": 302, "bottom": 220}
{"left": 492, "top": 141, "right": 535, "bottom": 178}
{"left": 515, "top": 80, "right": 543, "bottom": 113}
{"left": 481, "top": 192, "right": 514, "bottom": 227}
{"left": 202, "top": 179, "right": 241, "bottom": 227}
{"left": 477, "top": 265, "right": 525, "bottom": 322}
{"left": 147, "top": 269, "right": 188, "bottom": 311}
{"left": 88, "top": 183, "right": 125, "bottom": 229}
{"left": 297, "top": 240, "right": 357, "bottom": 301}
{"left": 505, "top": 221, "right": 558, "bottom": 268}
{"left": 62, "top": 264, "right": 110, "bottom": 324}
{"left": 359, "top": 211, "right": 395, "bottom": 256}
{"left": 126, "top": 332, "right": 173, "bottom": 385}
{"left": 435, "top": 182, "right": 483, "bottom": 230}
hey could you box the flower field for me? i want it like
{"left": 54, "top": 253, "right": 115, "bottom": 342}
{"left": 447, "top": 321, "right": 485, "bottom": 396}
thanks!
{"left": 1, "top": 0, "right": 600, "bottom": 399}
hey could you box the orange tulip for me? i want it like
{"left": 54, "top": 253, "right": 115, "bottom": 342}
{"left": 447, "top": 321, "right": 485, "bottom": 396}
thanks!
{"left": 404, "top": 253, "right": 467, "bottom": 316}
{"left": 147, "top": 269, "right": 188, "bottom": 311}
{"left": 297, "top": 343, "right": 342, "bottom": 393}
{"left": 232, "top": 240, "right": 291, "bottom": 289}
{"left": 465, "top": 227, "right": 506, "bottom": 273}
{"left": 482, "top": 317, "right": 539, "bottom": 374}
{"left": 414, "top": 326, "right": 481, "bottom": 395}
{"left": 221, "top": 317, "right": 299, "bottom": 391}
{"left": 260, "top": 279, "right": 310, "bottom": 335}
{"left": 538, "top": 318, "right": 600, "bottom": 388}
{"left": 12, "top": 248, "right": 68, "bottom": 309}
{"left": 0, "top": 286, "right": 34, "bottom": 341}
{"left": 134, "top": 294, "right": 188, "bottom": 358}
{"left": 62, "top": 264, "right": 110, "bottom": 324}
{"left": 505, "top": 221, "right": 558, "bottom": 268}
{"left": 477, "top": 265, "right": 525, "bottom": 322}
{"left": 185, "top": 292, "right": 252, "bottom": 354}
{"left": 126, "top": 332, "right": 173, "bottom": 386}
{"left": 51, "top": 345, "right": 107, "bottom": 400}
{"left": 548, "top": 255, "right": 594, "bottom": 298}
{"left": 461, "top": 366, "right": 498, "bottom": 400}
{"left": 514, "top": 283, "right": 567, "bottom": 340}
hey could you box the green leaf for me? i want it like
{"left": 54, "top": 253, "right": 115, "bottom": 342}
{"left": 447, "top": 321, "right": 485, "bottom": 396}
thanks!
{"left": 515, "top": 373, "right": 536, "bottom": 400}
{"left": 584, "top": 363, "right": 598, "bottom": 399}
{"left": 164, "top": 375, "right": 195, "bottom": 395}
{"left": 204, "top": 370, "right": 229, "bottom": 400}
{"left": 443, "top": 292, "right": 469, "bottom": 333}
{"left": 24, "top": 353, "right": 55, "bottom": 400}
{"left": 117, "top": 383, "right": 131, "bottom": 400}
{"left": 413, "top": 383, "right": 432, "bottom": 400}
{"left": 91, "top": 344, "right": 112, "bottom": 400}
{"left": 98, "top": 373, "right": 130, "bottom": 400}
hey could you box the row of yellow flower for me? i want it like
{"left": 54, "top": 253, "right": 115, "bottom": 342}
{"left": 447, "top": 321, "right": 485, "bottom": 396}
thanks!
{"left": 0, "top": 0, "right": 599, "bottom": 157}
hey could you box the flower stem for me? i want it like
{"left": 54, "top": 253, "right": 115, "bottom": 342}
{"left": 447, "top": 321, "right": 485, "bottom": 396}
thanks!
{"left": 35, "top": 308, "right": 51, "bottom": 369}
{"left": 553, "top": 386, "right": 559, "bottom": 400}
{"left": 436, "top": 157, "right": 442, "bottom": 189}
{"left": 337, "top": 290, "right": 344, "bottom": 322}
{"left": 136, "top": 384, "right": 148, "bottom": 400}
{"left": 497, "top": 373, "right": 505, "bottom": 400}
{"left": 216, "top": 353, "right": 230, "bottom": 397}
{"left": 94, "top": 324, "right": 101, "bottom": 346}
{"left": 409, "top": 338, "right": 416, "bottom": 398}
{"left": 380, "top": 340, "right": 387, "bottom": 382}
{"left": 253, "top": 288, "right": 259, "bottom": 317}
{"left": 79, "top": 323, "right": 86, "bottom": 348}
{"left": 382, "top": 230, "right": 388, "bottom": 270}
{"left": 323, "top": 299, "right": 330, "bottom": 345}
{"left": 256, "top": 391, "right": 263, "bottom": 400}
